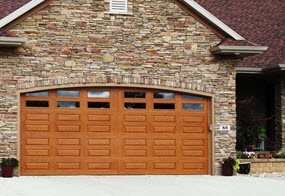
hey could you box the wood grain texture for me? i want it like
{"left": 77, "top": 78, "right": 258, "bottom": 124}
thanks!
{"left": 21, "top": 88, "right": 209, "bottom": 175}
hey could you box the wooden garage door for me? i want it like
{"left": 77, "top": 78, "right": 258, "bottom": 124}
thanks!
{"left": 20, "top": 88, "right": 209, "bottom": 175}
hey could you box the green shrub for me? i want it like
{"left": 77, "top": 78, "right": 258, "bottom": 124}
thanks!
{"left": 1, "top": 158, "right": 19, "bottom": 168}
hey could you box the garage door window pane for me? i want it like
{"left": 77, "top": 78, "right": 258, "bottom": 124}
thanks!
{"left": 182, "top": 94, "right": 204, "bottom": 100}
{"left": 124, "top": 92, "right": 146, "bottom": 98}
{"left": 154, "top": 103, "right": 175, "bottom": 110}
{"left": 183, "top": 104, "right": 204, "bottom": 110}
{"left": 125, "top": 103, "right": 146, "bottom": 109}
{"left": 26, "top": 91, "right": 49, "bottom": 97}
{"left": 26, "top": 101, "right": 49, "bottom": 107}
{"left": 57, "top": 90, "right": 80, "bottom": 97}
{"left": 154, "top": 92, "right": 175, "bottom": 99}
{"left": 88, "top": 91, "right": 110, "bottom": 98}
{"left": 88, "top": 102, "right": 110, "bottom": 109}
{"left": 57, "top": 102, "right": 80, "bottom": 108}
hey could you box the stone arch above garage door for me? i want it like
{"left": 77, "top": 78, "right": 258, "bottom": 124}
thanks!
{"left": 20, "top": 87, "right": 210, "bottom": 175}
{"left": 16, "top": 75, "right": 214, "bottom": 95}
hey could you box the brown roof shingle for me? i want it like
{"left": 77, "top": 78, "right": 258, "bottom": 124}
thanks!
{"left": 0, "top": 0, "right": 32, "bottom": 20}
{"left": 196, "top": 0, "right": 285, "bottom": 68}
{"left": 0, "top": 30, "right": 18, "bottom": 37}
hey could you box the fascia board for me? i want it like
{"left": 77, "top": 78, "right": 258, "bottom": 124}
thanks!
{"left": 0, "top": 0, "right": 45, "bottom": 29}
{"left": 182, "top": 0, "right": 245, "bottom": 40}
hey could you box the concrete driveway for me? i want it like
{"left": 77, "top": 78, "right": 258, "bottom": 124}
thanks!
{"left": 0, "top": 175, "right": 284, "bottom": 196}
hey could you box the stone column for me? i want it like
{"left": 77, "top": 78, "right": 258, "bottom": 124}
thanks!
{"left": 274, "top": 76, "right": 285, "bottom": 151}
{"left": 280, "top": 77, "right": 285, "bottom": 150}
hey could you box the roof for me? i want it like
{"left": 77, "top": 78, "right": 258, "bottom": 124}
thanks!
{"left": 0, "top": 0, "right": 31, "bottom": 20}
{"left": 196, "top": 0, "right": 285, "bottom": 68}
{"left": 0, "top": 30, "right": 18, "bottom": 37}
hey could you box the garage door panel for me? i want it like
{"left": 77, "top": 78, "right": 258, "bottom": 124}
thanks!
{"left": 88, "top": 162, "right": 112, "bottom": 170}
{"left": 182, "top": 126, "right": 205, "bottom": 133}
{"left": 182, "top": 139, "right": 205, "bottom": 146}
{"left": 54, "top": 157, "right": 82, "bottom": 162}
{"left": 88, "top": 114, "right": 111, "bottom": 121}
{"left": 180, "top": 134, "right": 208, "bottom": 140}
{"left": 124, "top": 162, "right": 147, "bottom": 169}
{"left": 25, "top": 149, "right": 50, "bottom": 156}
{"left": 88, "top": 138, "right": 111, "bottom": 145}
{"left": 182, "top": 162, "right": 205, "bottom": 169}
{"left": 153, "top": 139, "right": 176, "bottom": 146}
{"left": 153, "top": 149, "right": 176, "bottom": 156}
{"left": 57, "top": 125, "right": 80, "bottom": 132}
{"left": 24, "top": 156, "right": 50, "bottom": 162}
{"left": 182, "top": 116, "right": 205, "bottom": 123}
{"left": 124, "top": 126, "right": 147, "bottom": 133}
{"left": 153, "top": 116, "right": 175, "bottom": 122}
{"left": 88, "top": 149, "right": 111, "bottom": 156}
{"left": 119, "top": 158, "right": 148, "bottom": 171}
{"left": 57, "top": 114, "right": 80, "bottom": 121}
{"left": 57, "top": 162, "right": 81, "bottom": 170}
{"left": 57, "top": 138, "right": 81, "bottom": 145}
{"left": 26, "top": 113, "right": 50, "bottom": 120}
{"left": 25, "top": 124, "right": 50, "bottom": 132}
{"left": 153, "top": 126, "right": 176, "bottom": 133}
{"left": 26, "top": 162, "right": 50, "bottom": 170}
{"left": 21, "top": 88, "right": 209, "bottom": 175}
{"left": 57, "top": 149, "right": 81, "bottom": 156}
{"left": 25, "top": 120, "right": 50, "bottom": 125}
{"left": 25, "top": 138, "right": 50, "bottom": 145}
{"left": 154, "top": 162, "right": 176, "bottom": 169}
{"left": 182, "top": 149, "right": 205, "bottom": 157}
{"left": 87, "top": 125, "right": 111, "bottom": 132}
{"left": 124, "top": 115, "right": 146, "bottom": 122}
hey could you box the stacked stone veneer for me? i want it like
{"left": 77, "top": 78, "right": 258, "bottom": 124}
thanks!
{"left": 0, "top": 0, "right": 238, "bottom": 175}
{"left": 275, "top": 77, "right": 285, "bottom": 150}
{"left": 241, "top": 159, "right": 285, "bottom": 173}
{"left": 272, "top": 77, "right": 285, "bottom": 150}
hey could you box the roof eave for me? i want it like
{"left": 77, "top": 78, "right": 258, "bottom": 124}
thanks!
{"left": 0, "top": 36, "right": 26, "bottom": 47}
{"left": 237, "top": 64, "right": 285, "bottom": 74}
{"left": 236, "top": 67, "right": 263, "bottom": 74}
{"left": 262, "top": 64, "right": 285, "bottom": 73}
{"left": 181, "top": 0, "right": 245, "bottom": 40}
{"left": 211, "top": 45, "right": 268, "bottom": 57}
{"left": 0, "top": 0, "right": 46, "bottom": 29}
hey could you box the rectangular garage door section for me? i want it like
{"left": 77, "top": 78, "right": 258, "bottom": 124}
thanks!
{"left": 20, "top": 88, "right": 209, "bottom": 175}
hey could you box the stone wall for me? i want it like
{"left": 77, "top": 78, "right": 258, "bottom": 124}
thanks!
{"left": 241, "top": 159, "right": 285, "bottom": 173}
{"left": 0, "top": 0, "right": 238, "bottom": 174}
{"left": 274, "top": 77, "right": 285, "bottom": 150}
{"left": 280, "top": 78, "right": 285, "bottom": 150}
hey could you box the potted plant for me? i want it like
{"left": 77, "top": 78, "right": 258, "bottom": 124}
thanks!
{"left": 1, "top": 158, "right": 19, "bottom": 178}
{"left": 221, "top": 156, "right": 240, "bottom": 176}
{"left": 237, "top": 151, "right": 255, "bottom": 174}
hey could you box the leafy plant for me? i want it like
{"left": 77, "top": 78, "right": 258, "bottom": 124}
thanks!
{"left": 237, "top": 151, "right": 256, "bottom": 159}
{"left": 1, "top": 158, "right": 19, "bottom": 168}
{"left": 223, "top": 156, "right": 240, "bottom": 171}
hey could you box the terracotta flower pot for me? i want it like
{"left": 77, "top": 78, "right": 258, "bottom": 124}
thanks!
{"left": 222, "top": 162, "right": 233, "bottom": 176}
{"left": 1, "top": 164, "right": 14, "bottom": 178}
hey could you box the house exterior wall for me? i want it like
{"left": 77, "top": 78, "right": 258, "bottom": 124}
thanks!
{"left": 0, "top": 0, "right": 237, "bottom": 175}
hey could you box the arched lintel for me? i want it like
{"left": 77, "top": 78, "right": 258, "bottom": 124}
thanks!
{"left": 16, "top": 76, "right": 214, "bottom": 98}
